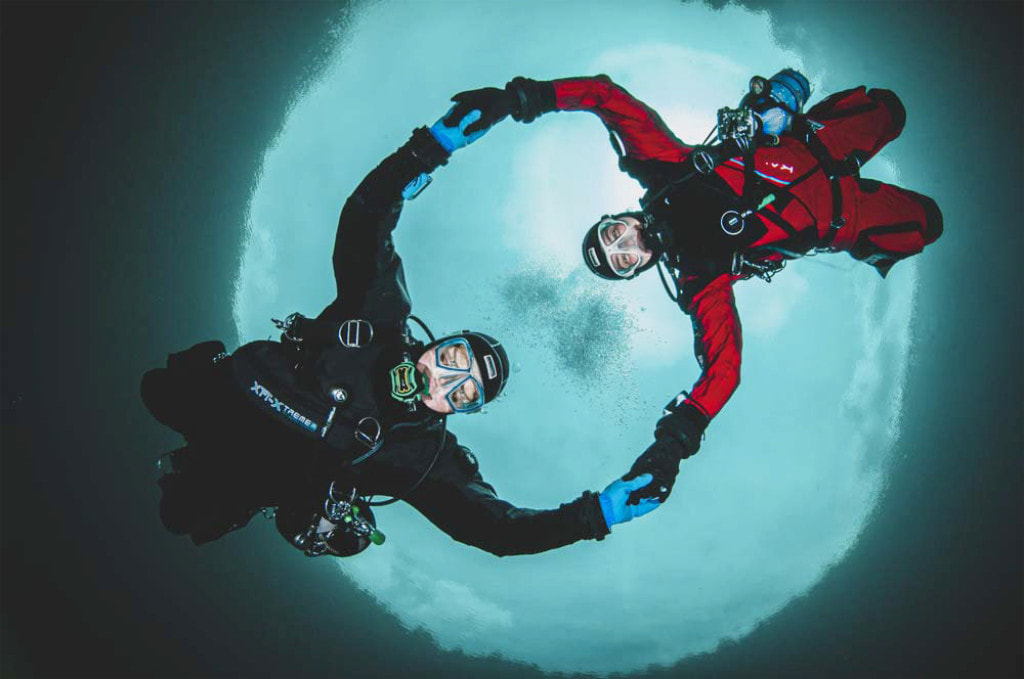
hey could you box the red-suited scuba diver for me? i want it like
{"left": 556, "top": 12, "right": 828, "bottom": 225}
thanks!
{"left": 433, "top": 69, "right": 942, "bottom": 505}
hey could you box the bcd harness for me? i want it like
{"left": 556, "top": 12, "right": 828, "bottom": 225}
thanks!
{"left": 228, "top": 312, "right": 449, "bottom": 555}
{"left": 266, "top": 312, "right": 447, "bottom": 496}
{"left": 607, "top": 108, "right": 865, "bottom": 304}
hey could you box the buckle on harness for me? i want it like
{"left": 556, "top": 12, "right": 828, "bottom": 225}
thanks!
{"left": 339, "top": 319, "right": 374, "bottom": 348}
{"left": 272, "top": 313, "right": 304, "bottom": 343}
{"left": 830, "top": 217, "right": 847, "bottom": 230}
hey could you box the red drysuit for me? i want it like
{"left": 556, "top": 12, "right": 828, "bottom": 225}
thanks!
{"left": 551, "top": 75, "right": 942, "bottom": 423}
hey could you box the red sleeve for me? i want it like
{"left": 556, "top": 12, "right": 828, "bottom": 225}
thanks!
{"left": 552, "top": 75, "right": 691, "bottom": 162}
{"left": 682, "top": 273, "right": 742, "bottom": 420}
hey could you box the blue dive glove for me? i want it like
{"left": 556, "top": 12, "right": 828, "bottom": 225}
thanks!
{"left": 599, "top": 473, "right": 662, "bottom": 530}
{"left": 403, "top": 108, "right": 489, "bottom": 201}
{"left": 429, "top": 107, "right": 486, "bottom": 152}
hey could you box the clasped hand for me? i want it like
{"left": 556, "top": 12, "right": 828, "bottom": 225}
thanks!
{"left": 444, "top": 87, "right": 516, "bottom": 135}
{"left": 599, "top": 474, "right": 661, "bottom": 529}
{"left": 428, "top": 87, "right": 515, "bottom": 152}
{"left": 623, "top": 439, "right": 684, "bottom": 505}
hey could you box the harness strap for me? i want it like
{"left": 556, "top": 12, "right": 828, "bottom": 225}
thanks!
{"left": 272, "top": 312, "right": 409, "bottom": 394}
{"left": 740, "top": 146, "right": 760, "bottom": 208}
{"left": 794, "top": 117, "right": 865, "bottom": 248}
{"left": 643, "top": 122, "right": 861, "bottom": 287}
{"left": 277, "top": 313, "right": 406, "bottom": 351}
{"left": 820, "top": 176, "right": 844, "bottom": 248}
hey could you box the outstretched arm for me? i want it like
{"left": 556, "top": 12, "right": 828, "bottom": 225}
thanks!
{"left": 395, "top": 436, "right": 661, "bottom": 556}
{"left": 329, "top": 127, "right": 449, "bottom": 325}
{"left": 680, "top": 273, "right": 743, "bottom": 422}
{"left": 405, "top": 445, "right": 611, "bottom": 557}
{"left": 623, "top": 273, "right": 741, "bottom": 504}
{"left": 446, "top": 75, "right": 692, "bottom": 166}
{"left": 548, "top": 75, "right": 692, "bottom": 162}
{"left": 327, "top": 109, "right": 486, "bottom": 326}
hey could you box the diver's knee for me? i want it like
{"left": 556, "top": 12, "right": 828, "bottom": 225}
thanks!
{"left": 918, "top": 193, "right": 944, "bottom": 244}
{"left": 869, "top": 88, "right": 906, "bottom": 137}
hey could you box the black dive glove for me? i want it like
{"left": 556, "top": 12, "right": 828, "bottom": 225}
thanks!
{"left": 444, "top": 77, "right": 557, "bottom": 135}
{"left": 622, "top": 439, "right": 685, "bottom": 505}
{"left": 654, "top": 400, "right": 708, "bottom": 453}
{"left": 623, "top": 399, "right": 709, "bottom": 504}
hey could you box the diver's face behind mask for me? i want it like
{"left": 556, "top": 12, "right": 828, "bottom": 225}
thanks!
{"left": 416, "top": 338, "right": 486, "bottom": 414}
{"left": 583, "top": 215, "right": 655, "bottom": 279}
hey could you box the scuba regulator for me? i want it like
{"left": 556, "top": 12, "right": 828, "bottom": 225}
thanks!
{"left": 691, "top": 68, "right": 811, "bottom": 175}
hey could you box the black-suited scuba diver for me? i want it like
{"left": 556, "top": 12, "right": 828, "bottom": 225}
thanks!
{"left": 436, "top": 68, "right": 942, "bottom": 509}
{"left": 141, "top": 106, "right": 660, "bottom": 559}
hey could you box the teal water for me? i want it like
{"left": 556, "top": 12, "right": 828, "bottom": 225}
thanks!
{"left": 235, "top": 2, "right": 920, "bottom": 672}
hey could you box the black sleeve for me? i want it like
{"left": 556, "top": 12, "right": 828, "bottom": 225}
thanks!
{"left": 329, "top": 127, "right": 450, "bottom": 325}
{"left": 403, "top": 443, "right": 610, "bottom": 557}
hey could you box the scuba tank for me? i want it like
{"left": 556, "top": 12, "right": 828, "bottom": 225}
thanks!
{"left": 275, "top": 482, "right": 385, "bottom": 558}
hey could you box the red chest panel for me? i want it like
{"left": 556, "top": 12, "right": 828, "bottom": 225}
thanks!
{"left": 713, "top": 138, "right": 833, "bottom": 249}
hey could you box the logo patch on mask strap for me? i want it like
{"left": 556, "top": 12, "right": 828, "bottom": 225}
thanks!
{"left": 483, "top": 354, "right": 498, "bottom": 380}
{"left": 588, "top": 247, "right": 601, "bottom": 267}
{"left": 389, "top": 361, "right": 421, "bottom": 402}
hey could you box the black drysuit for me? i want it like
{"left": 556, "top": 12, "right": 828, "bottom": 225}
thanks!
{"left": 142, "top": 127, "right": 609, "bottom": 557}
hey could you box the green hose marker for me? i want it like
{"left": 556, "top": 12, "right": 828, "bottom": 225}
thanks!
{"left": 758, "top": 193, "right": 776, "bottom": 210}
{"left": 351, "top": 504, "right": 384, "bottom": 545}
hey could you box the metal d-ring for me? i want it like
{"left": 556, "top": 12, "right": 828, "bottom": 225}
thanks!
{"left": 338, "top": 319, "right": 374, "bottom": 348}
{"left": 351, "top": 417, "right": 383, "bottom": 465}
{"left": 721, "top": 210, "right": 746, "bottom": 236}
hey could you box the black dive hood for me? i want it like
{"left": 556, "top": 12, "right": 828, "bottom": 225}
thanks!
{"left": 581, "top": 211, "right": 667, "bottom": 281}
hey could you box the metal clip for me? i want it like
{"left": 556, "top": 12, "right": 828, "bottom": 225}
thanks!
{"left": 354, "top": 417, "right": 381, "bottom": 448}
{"left": 732, "top": 252, "right": 785, "bottom": 283}
{"left": 324, "top": 481, "right": 355, "bottom": 522}
{"left": 351, "top": 417, "right": 383, "bottom": 465}
{"left": 272, "top": 312, "right": 304, "bottom": 343}
{"left": 731, "top": 252, "right": 745, "bottom": 275}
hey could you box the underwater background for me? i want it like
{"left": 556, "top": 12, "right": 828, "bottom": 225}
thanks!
{"left": 2, "top": 2, "right": 1020, "bottom": 678}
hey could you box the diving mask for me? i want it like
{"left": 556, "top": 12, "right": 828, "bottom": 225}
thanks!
{"left": 597, "top": 218, "right": 646, "bottom": 278}
{"left": 429, "top": 337, "right": 485, "bottom": 413}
